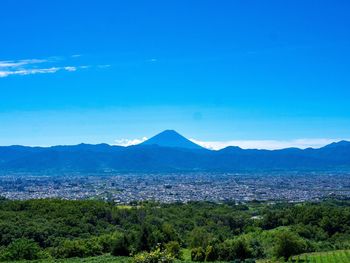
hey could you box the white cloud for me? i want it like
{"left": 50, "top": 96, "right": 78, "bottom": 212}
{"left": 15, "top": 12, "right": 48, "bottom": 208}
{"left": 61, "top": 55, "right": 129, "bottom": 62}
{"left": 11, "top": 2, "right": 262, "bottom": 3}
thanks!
{"left": 0, "top": 57, "right": 91, "bottom": 78}
{"left": 114, "top": 137, "right": 148, "bottom": 147}
{"left": 0, "top": 67, "right": 59, "bottom": 78}
{"left": 0, "top": 66, "right": 83, "bottom": 78}
{"left": 64, "top": 66, "right": 77, "bottom": 72}
{"left": 190, "top": 138, "right": 350, "bottom": 150}
{"left": 0, "top": 59, "right": 47, "bottom": 68}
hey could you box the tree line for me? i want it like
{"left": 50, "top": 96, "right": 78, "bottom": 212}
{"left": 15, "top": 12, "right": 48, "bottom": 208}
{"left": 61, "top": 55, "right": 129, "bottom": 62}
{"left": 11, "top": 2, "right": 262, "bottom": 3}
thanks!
{"left": 0, "top": 198, "right": 349, "bottom": 262}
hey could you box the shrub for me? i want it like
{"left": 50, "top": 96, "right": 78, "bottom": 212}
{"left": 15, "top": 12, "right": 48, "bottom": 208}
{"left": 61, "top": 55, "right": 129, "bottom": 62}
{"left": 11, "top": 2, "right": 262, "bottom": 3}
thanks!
{"left": 205, "top": 245, "right": 218, "bottom": 261}
{"left": 164, "top": 241, "right": 182, "bottom": 259}
{"left": 191, "top": 247, "right": 206, "bottom": 262}
{"left": 0, "top": 238, "right": 42, "bottom": 261}
{"left": 53, "top": 238, "right": 103, "bottom": 258}
{"left": 54, "top": 239, "right": 87, "bottom": 258}
{"left": 188, "top": 227, "right": 212, "bottom": 248}
{"left": 97, "top": 234, "right": 115, "bottom": 253}
{"left": 273, "top": 230, "right": 307, "bottom": 261}
{"left": 232, "top": 237, "right": 252, "bottom": 260}
{"left": 133, "top": 247, "right": 174, "bottom": 263}
{"left": 112, "top": 232, "right": 130, "bottom": 256}
{"left": 217, "top": 239, "right": 234, "bottom": 261}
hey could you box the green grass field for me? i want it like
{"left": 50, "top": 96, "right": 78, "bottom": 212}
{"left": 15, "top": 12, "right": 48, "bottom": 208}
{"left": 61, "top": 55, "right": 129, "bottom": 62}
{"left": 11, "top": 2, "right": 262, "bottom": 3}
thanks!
{"left": 258, "top": 249, "right": 350, "bottom": 262}
{"left": 290, "top": 250, "right": 350, "bottom": 263}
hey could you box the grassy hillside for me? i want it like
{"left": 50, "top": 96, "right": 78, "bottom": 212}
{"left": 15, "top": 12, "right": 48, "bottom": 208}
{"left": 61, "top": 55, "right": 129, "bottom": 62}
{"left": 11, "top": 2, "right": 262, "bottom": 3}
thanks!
{"left": 292, "top": 250, "right": 350, "bottom": 263}
{"left": 258, "top": 249, "right": 350, "bottom": 262}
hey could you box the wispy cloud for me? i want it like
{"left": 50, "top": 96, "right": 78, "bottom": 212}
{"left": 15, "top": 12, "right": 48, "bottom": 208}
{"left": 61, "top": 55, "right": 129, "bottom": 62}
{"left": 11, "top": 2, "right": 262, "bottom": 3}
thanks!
{"left": 0, "top": 56, "right": 93, "bottom": 78}
{"left": 148, "top": 58, "right": 158, "bottom": 62}
{"left": 190, "top": 138, "right": 350, "bottom": 150}
{"left": 0, "top": 67, "right": 60, "bottom": 78}
{"left": 0, "top": 59, "right": 47, "bottom": 68}
{"left": 114, "top": 137, "right": 148, "bottom": 147}
{"left": 64, "top": 66, "right": 77, "bottom": 72}
{"left": 0, "top": 66, "right": 85, "bottom": 78}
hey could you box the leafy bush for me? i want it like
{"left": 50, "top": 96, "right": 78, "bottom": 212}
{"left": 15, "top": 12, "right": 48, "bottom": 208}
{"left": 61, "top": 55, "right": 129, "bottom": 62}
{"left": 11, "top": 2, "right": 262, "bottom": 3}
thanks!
{"left": 273, "top": 230, "right": 307, "bottom": 261}
{"left": 232, "top": 237, "right": 252, "bottom": 260}
{"left": 191, "top": 247, "right": 206, "bottom": 262}
{"left": 188, "top": 227, "right": 212, "bottom": 248}
{"left": 0, "top": 238, "right": 43, "bottom": 261}
{"left": 205, "top": 245, "right": 218, "bottom": 261}
{"left": 133, "top": 247, "right": 174, "bottom": 263}
{"left": 53, "top": 238, "right": 103, "bottom": 258}
{"left": 164, "top": 241, "right": 182, "bottom": 259}
{"left": 112, "top": 232, "right": 130, "bottom": 256}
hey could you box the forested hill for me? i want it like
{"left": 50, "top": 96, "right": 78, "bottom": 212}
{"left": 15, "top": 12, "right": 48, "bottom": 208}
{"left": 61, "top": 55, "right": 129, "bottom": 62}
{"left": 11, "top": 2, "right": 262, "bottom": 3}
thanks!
{"left": 0, "top": 140, "right": 350, "bottom": 172}
{"left": 0, "top": 199, "right": 349, "bottom": 262}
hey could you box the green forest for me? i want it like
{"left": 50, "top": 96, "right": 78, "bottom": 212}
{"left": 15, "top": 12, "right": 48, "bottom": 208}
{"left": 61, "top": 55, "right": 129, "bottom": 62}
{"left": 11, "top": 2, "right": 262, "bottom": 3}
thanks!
{"left": 0, "top": 198, "right": 349, "bottom": 262}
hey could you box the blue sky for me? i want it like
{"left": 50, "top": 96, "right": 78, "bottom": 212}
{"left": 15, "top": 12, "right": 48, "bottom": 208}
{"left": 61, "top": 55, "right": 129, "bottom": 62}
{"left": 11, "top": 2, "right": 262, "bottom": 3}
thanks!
{"left": 1, "top": 1, "right": 350, "bottom": 149}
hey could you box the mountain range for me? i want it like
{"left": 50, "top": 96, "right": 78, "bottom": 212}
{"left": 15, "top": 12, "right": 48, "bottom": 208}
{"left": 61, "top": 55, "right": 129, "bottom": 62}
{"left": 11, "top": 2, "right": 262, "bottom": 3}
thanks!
{"left": 1, "top": 130, "right": 350, "bottom": 173}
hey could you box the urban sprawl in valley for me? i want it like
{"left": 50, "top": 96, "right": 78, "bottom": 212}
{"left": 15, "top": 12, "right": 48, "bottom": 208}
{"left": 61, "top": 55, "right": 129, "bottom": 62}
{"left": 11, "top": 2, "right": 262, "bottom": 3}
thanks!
{"left": 0, "top": 171, "right": 349, "bottom": 203}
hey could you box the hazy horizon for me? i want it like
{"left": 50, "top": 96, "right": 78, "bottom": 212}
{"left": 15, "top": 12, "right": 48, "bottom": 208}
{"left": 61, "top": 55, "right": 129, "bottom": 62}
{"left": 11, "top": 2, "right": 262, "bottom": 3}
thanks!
{"left": 1, "top": 128, "right": 349, "bottom": 151}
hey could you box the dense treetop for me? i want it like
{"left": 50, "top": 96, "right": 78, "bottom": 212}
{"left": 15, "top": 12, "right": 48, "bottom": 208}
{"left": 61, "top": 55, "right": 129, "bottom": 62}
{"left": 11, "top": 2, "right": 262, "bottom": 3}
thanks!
{"left": 0, "top": 198, "right": 349, "bottom": 262}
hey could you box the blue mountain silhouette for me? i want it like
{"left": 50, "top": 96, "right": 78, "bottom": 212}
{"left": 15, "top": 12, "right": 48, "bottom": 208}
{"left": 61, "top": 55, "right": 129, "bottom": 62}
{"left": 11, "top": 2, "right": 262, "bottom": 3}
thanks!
{"left": 141, "top": 130, "right": 204, "bottom": 150}
{"left": 0, "top": 130, "right": 350, "bottom": 172}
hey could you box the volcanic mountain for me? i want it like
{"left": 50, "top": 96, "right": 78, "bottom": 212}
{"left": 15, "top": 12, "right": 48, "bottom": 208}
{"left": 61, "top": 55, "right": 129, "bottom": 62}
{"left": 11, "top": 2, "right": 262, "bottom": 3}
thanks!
{"left": 0, "top": 130, "right": 350, "bottom": 172}
{"left": 141, "top": 130, "right": 204, "bottom": 150}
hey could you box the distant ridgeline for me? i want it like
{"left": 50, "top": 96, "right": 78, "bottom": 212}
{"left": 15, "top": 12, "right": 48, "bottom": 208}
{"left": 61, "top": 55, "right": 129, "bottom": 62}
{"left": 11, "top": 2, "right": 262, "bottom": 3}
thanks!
{"left": 1, "top": 130, "right": 350, "bottom": 172}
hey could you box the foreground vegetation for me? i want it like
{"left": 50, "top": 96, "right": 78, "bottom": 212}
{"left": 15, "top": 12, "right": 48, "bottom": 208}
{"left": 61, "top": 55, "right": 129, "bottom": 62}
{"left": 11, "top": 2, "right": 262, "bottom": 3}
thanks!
{"left": 0, "top": 198, "right": 349, "bottom": 262}
{"left": 2, "top": 255, "right": 130, "bottom": 263}
{"left": 2, "top": 249, "right": 350, "bottom": 263}
{"left": 292, "top": 250, "right": 350, "bottom": 263}
{"left": 257, "top": 249, "right": 350, "bottom": 262}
